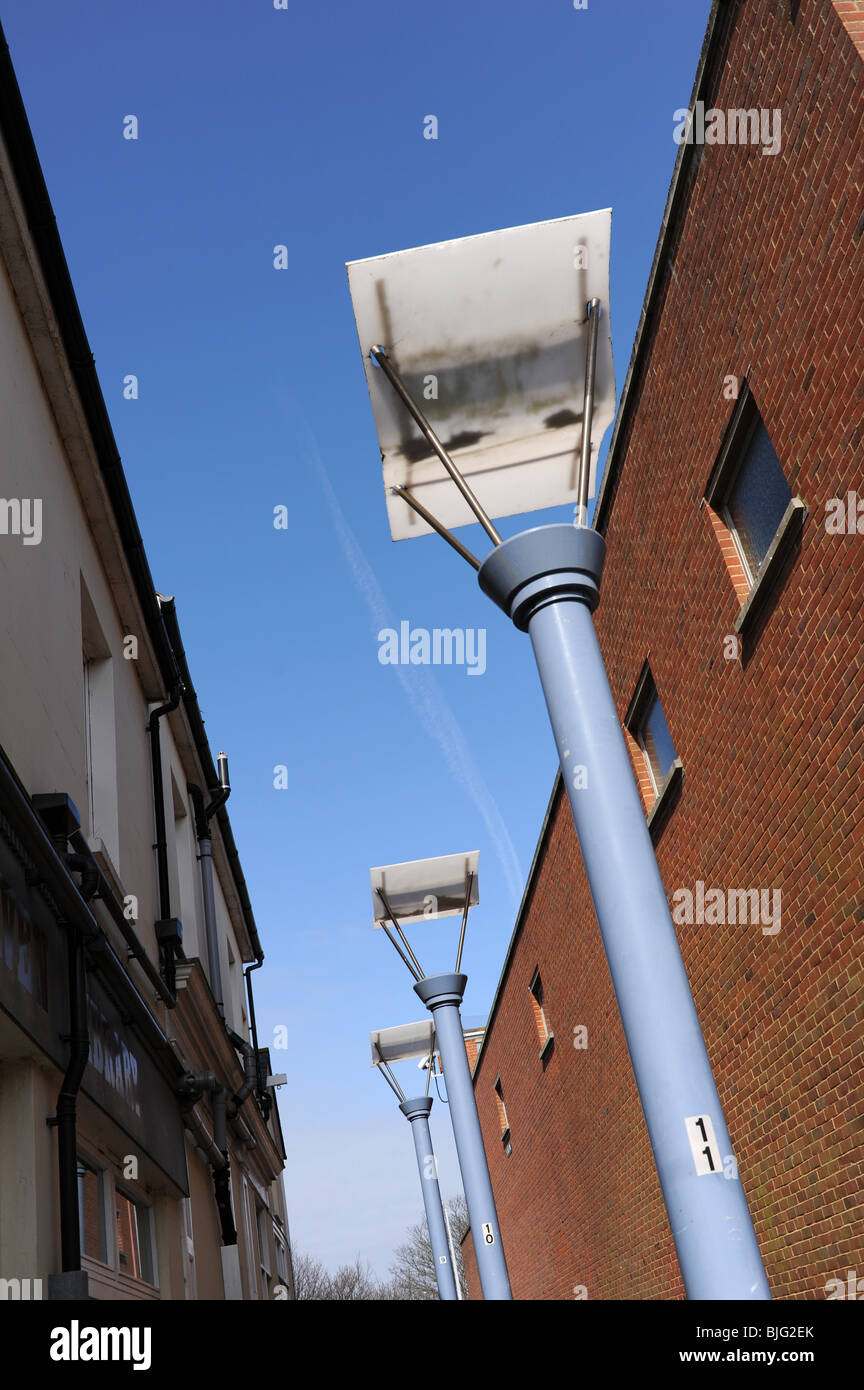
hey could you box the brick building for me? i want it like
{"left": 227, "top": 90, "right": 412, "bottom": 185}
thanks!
{"left": 463, "top": 0, "right": 864, "bottom": 1299}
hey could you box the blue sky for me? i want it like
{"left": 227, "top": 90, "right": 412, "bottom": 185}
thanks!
{"left": 3, "top": 0, "right": 713, "bottom": 1276}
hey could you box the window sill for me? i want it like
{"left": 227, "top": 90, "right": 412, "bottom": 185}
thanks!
{"left": 734, "top": 497, "right": 807, "bottom": 636}
{"left": 647, "top": 758, "right": 684, "bottom": 843}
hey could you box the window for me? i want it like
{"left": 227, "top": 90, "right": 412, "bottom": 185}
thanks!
{"left": 703, "top": 388, "right": 805, "bottom": 628}
{"left": 625, "top": 663, "right": 683, "bottom": 838}
{"left": 529, "top": 969, "right": 554, "bottom": 1059}
{"left": 77, "top": 1155, "right": 158, "bottom": 1293}
{"left": 630, "top": 677, "right": 678, "bottom": 799}
{"left": 636, "top": 688, "right": 676, "bottom": 796}
{"left": 722, "top": 420, "right": 792, "bottom": 585}
{"left": 275, "top": 1229, "right": 289, "bottom": 1287}
{"left": 77, "top": 1160, "right": 107, "bottom": 1264}
{"left": 256, "top": 1202, "right": 272, "bottom": 1299}
{"left": 115, "top": 1187, "right": 156, "bottom": 1286}
{"left": 494, "top": 1077, "right": 510, "bottom": 1146}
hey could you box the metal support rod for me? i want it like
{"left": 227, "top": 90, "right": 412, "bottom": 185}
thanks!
{"left": 400, "top": 1096, "right": 459, "bottom": 1301}
{"left": 376, "top": 1059, "right": 406, "bottom": 1102}
{"left": 454, "top": 872, "right": 473, "bottom": 974}
{"left": 370, "top": 345, "right": 503, "bottom": 546}
{"left": 390, "top": 485, "right": 482, "bottom": 571}
{"left": 383, "top": 1056, "right": 405, "bottom": 1100}
{"left": 424, "top": 1051, "right": 433, "bottom": 1098}
{"left": 376, "top": 887, "right": 426, "bottom": 978}
{"left": 375, "top": 1061, "right": 404, "bottom": 1101}
{"left": 380, "top": 923, "right": 422, "bottom": 981}
{"left": 478, "top": 525, "right": 771, "bottom": 1301}
{"left": 574, "top": 297, "right": 601, "bottom": 528}
{"left": 414, "top": 973, "right": 512, "bottom": 1300}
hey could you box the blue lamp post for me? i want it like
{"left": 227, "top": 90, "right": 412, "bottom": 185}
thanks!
{"left": 349, "top": 215, "right": 770, "bottom": 1301}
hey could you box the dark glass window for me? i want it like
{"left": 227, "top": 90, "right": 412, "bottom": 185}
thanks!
{"left": 529, "top": 969, "right": 551, "bottom": 1044}
{"left": 638, "top": 690, "right": 677, "bottom": 794}
{"left": 724, "top": 422, "right": 792, "bottom": 580}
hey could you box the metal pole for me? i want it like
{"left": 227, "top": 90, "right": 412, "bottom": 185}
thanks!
{"left": 478, "top": 524, "right": 771, "bottom": 1301}
{"left": 414, "top": 973, "right": 512, "bottom": 1300}
{"left": 574, "top": 297, "right": 601, "bottom": 528}
{"left": 442, "top": 1199, "right": 463, "bottom": 1300}
{"left": 399, "top": 1096, "right": 459, "bottom": 1301}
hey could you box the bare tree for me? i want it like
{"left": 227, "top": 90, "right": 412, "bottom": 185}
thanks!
{"left": 291, "top": 1197, "right": 470, "bottom": 1302}
{"left": 291, "top": 1250, "right": 333, "bottom": 1301}
{"left": 325, "top": 1255, "right": 394, "bottom": 1301}
{"left": 292, "top": 1250, "right": 397, "bottom": 1301}
{"left": 389, "top": 1195, "right": 469, "bottom": 1300}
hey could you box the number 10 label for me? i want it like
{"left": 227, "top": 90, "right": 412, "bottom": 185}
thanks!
{"left": 684, "top": 1114, "right": 722, "bottom": 1175}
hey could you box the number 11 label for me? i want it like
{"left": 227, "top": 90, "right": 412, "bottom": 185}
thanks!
{"left": 684, "top": 1114, "right": 722, "bottom": 1176}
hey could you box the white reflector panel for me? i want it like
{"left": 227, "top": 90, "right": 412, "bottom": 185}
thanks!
{"left": 370, "top": 1020, "right": 436, "bottom": 1067}
{"left": 370, "top": 851, "right": 479, "bottom": 926}
{"left": 347, "top": 210, "right": 614, "bottom": 541}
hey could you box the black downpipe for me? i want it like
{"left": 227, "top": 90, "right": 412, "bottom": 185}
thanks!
{"left": 227, "top": 1027, "right": 257, "bottom": 1119}
{"left": 148, "top": 680, "right": 182, "bottom": 994}
{"left": 187, "top": 782, "right": 208, "bottom": 844}
{"left": 212, "top": 1087, "right": 237, "bottom": 1246}
{"left": 148, "top": 684, "right": 182, "bottom": 922}
{"left": 177, "top": 1072, "right": 237, "bottom": 1246}
{"left": 57, "top": 925, "right": 88, "bottom": 1272}
{"left": 52, "top": 851, "right": 98, "bottom": 1273}
{"left": 244, "top": 958, "right": 271, "bottom": 1120}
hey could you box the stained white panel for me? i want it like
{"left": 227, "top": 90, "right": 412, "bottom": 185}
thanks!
{"left": 347, "top": 210, "right": 615, "bottom": 540}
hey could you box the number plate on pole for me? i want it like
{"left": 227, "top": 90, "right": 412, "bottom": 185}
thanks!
{"left": 684, "top": 1114, "right": 723, "bottom": 1175}
{"left": 481, "top": 1222, "right": 496, "bottom": 1245}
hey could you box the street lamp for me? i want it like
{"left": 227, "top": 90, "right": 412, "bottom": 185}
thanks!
{"left": 349, "top": 213, "right": 771, "bottom": 1301}
{"left": 370, "top": 853, "right": 512, "bottom": 1300}
{"left": 370, "top": 1019, "right": 459, "bottom": 1301}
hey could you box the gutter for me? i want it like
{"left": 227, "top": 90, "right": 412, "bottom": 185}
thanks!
{"left": 594, "top": 0, "right": 728, "bottom": 534}
{"left": 159, "top": 601, "right": 264, "bottom": 967}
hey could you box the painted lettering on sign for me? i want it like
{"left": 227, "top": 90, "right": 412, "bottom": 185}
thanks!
{"left": 87, "top": 997, "right": 141, "bottom": 1117}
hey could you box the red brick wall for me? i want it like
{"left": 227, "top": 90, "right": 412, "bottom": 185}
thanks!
{"left": 462, "top": 1229, "right": 480, "bottom": 1301}
{"left": 467, "top": 0, "right": 864, "bottom": 1301}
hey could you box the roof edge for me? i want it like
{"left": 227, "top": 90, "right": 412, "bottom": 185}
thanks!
{"left": 0, "top": 22, "right": 263, "bottom": 964}
{"left": 594, "top": 0, "right": 728, "bottom": 534}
